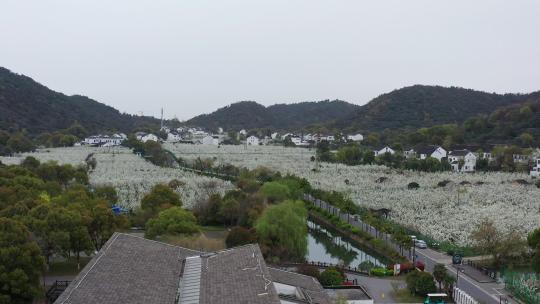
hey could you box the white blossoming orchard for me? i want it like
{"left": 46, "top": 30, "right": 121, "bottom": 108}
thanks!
{"left": 166, "top": 143, "right": 540, "bottom": 246}
{"left": 1, "top": 146, "right": 233, "bottom": 209}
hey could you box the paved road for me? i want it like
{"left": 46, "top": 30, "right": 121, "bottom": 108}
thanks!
{"left": 305, "top": 196, "right": 518, "bottom": 304}
{"left": 415, "top": 248, "right": 515, "bottom": 304}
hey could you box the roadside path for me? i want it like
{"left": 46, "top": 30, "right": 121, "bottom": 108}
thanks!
{"left": 415, "top": 248, "right": 515, "bottom": 304}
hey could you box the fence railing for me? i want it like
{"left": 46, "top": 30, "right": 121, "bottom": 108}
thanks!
{"left": 303, "top": 193, "right": 413, "bottom": 261}
{"left": 275, "top": 261, "right": 370, "bottom": 276}
{"left": 463, "top": 259, "right": 498, "bottom": 280}
{"left": 453, "top": 287, "right": 479, "bottom": 304}
{"left": 46, "top": 280, "right": 71, "bottom": 304}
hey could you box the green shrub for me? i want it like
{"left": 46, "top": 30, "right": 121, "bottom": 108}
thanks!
{"left": 320, "top": 267, "right": 344, "bottom": 286}
{"left": 370, "top": 267, "right": 394, "bottom": 276}
{"left": 406, "top": 271, "right": 436, "bottom": 296}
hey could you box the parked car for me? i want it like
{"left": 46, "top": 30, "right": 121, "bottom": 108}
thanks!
{"left": 415, "top": 240, "right": 427, "bottom": 249}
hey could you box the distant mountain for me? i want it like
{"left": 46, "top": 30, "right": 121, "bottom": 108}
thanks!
{"left": 0, "top": 67, "right": 159, "bottom": 135}
{"left": 186, "top": 100, "right": 360, "bottom": 131}
{"left": 333, "top": 85, "right": 537, "bottom": 132}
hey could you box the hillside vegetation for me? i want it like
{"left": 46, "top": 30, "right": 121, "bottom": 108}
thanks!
{"left": 372, "top": 93, "right": 540, "bottom": 150}
{"left": 0, "top": 67, "right": 159, "bottom": 135}
{"left": 186, "top": 100, "right": 360, "bottom": 131}
{"left": 334, "top": 85, "right": 538, "bottom": 132}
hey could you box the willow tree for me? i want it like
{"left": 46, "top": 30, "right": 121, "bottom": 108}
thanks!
{"left": 255, "top": 200, "right": 307, "bottom": 261}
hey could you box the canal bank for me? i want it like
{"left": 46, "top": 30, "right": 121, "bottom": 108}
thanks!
{"left": 308, "top": 211, "right": 405, "bottom": 264}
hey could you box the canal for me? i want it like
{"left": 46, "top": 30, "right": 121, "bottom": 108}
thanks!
{"left": 306, "top": 221, "right": 389, "bottom": 268}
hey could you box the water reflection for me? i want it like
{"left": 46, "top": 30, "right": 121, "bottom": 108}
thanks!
{"left": 306, "top": 221, "right": 387, "bottom": 267}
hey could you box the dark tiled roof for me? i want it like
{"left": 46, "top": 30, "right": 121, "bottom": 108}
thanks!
{"left": 416, "top": 145, "right": 440, "bottom": 155}
{"left": 55, "top": 235, "right": 327, "bottom": 304}
{"left": 449, "top": 149, "right": 471, "bottom": 157}
{"left": 199, "top": 245, "right": 280, "bottom": 304}
{"left": 54, "top": 233, "right": 202, "bottom": 304}
{"left": 268, "top": 268, "right": 331, "bottom": 304}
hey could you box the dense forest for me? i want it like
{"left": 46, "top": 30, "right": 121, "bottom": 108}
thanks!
{"left": 333, "top": 85, "right": 539, "bottom": 132}
{"left": 0, "top": 67, "right": 160, "bottom": 136}
{"left": 369, "top": 95, "right": 540, "bottom": 150}
{"left": 186, "top": 100, "right": 360, "bottom": 132}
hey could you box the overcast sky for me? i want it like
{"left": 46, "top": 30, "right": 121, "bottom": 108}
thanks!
{"left": 1, "top": 1, "right": 539, "bottom": 120}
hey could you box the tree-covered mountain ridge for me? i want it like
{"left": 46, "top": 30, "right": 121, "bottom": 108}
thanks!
{"left": 332, "top": 85, "right": 540, "bottom": 132}
{"left": 186, "top": 100, "right": 361, "bottom": 132}
{"left": 0, "top": 67, "right": 160, "bottom": 135}
{"left": 187, "top": 85, "right": 540, "bottom": 132}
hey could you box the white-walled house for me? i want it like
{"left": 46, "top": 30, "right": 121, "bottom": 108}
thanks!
{"left": 202, "top": 135, "right": 219, "bottom": 145}
{"left": 281, "top": 133, "right": 293, "bottom": 140}
{"left": 166, "top": 132, "right": 182, "bottom": 143}
{"left": 448, "top": 150, "right": 477, "bottom": 172}
{"left": 374, "top": 146, "right": 395, "bottom": 156}
{"left": 530, "top": 158, "right": 540, "bottom": 177}
{"left": 417, "top": 145, "right": 447, "bottom": 161}
{"left": 512, "top": 154, "right": 528, "bottom": 164}
{"left": 271, "top": 132, "right": 279, "bottom": 140}
{"left": 403, "top": 148, "right": 417, "bottom": 159}
{"left": 140, "top": 133, "right": 159, "bottom": 143}
{"left": 246, "top": 135, "right": 260, "bottom": 146}
{"left": 239, "top": 129, "right": 247, "bottom": 136}
{"left": 347, "top": 134, "right": 364, "bottom": 142}
{"left": 84, "top": 135, "right": 124, "bottom": 146}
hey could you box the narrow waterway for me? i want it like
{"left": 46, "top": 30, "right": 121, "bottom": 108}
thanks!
{"left": 306, "top": 221, "right": 389, "bottom": 268}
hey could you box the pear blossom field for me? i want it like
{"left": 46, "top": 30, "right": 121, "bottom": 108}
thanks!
{"left": 166, "top": 143, "right": 540, "bottom": 245}
{"left": 1, "top": 147, "right": 233, "bottom": 209}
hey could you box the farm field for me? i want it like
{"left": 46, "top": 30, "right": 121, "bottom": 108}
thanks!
{"left": 166, "top": 143, "right": 540, "bottom": 245}
{"left": 0, "top": 146, "right": 233, "bottom": 209}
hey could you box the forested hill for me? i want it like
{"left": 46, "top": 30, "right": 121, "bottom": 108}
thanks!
{"left": 186, "top": 100, "right": 360, "bottom": 131}
{"left": 332, "top": 85, "right": 538, "bottom": 132}
{"left": 0, "top": 67, "right": 159, "bottom": 135}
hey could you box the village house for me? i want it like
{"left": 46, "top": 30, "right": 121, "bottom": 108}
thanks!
{"left": 51, "top": 233, "right": 372, "bottom": 304}
{"left": 261, "top": 136, "right": 272, "bottom": 145}
{"left": 201, "top": 135, "right": 219, "bottom": 145}
{"left": 281, "top": 133, "right": 294, "bottom": 140}
{"left": 417, "top": 145, "right": 447, "bottom": 161}
{"left": 403, "top": 148, "right": 417, "bottom": 159}
{"left": 246, "top": 135, "right": 260, "bottom": 146}
{"left": 512, "top": 153, "right": 529, "bottom": 164}
{"left": 347, "top": 133, "right": 364, "bottom": 142}
{"left": 239, "top": 129, "right": 247, "bottom": 136}
{"left": 135, "top": 132, "right": 159, "bottom": 143}
{"left": 530, "top": 157, "right": 540, "bottom": 177}
{"left": 190, "top": 130, "right": 209, "bottom": 140}
{"left": 166, "top": 132, "right": 182, "bottom": 143}
{"left": 374, "top": 146, "right": 395, "bottom": 156}
{"left": 291, "top": 136, "right": 309, "bottom": 146}
{"left": 448, "top": 149, "right": 477, "bottom": 172}
{"left": 84, "top": 134, "right": 124, "bottom": 146}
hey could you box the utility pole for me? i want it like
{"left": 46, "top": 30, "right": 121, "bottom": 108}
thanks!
{"left": 160, "top": 108, "right": 164, "bottom": 130}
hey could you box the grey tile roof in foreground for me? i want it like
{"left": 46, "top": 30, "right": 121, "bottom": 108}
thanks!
{"left": 54, "top": 233, "right": 202, "bottom": 304}
{"left": 268, "top": 268, "right": 331, "bottom": 304}
{"left": 55, "top": 233, "right": 332, "bottom": 304}
{"left": 199, "top": 245, "right": 281, "bottom": 304}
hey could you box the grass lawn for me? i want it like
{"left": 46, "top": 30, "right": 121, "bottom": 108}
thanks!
{"left": 46, "top": 256, "right": 92, "bottom": 276}
{"left": 161, "top": 226, "right": 229, "bottom": 251}
{"left": 390, "top": 288, "right": 427, "bottom": 303}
